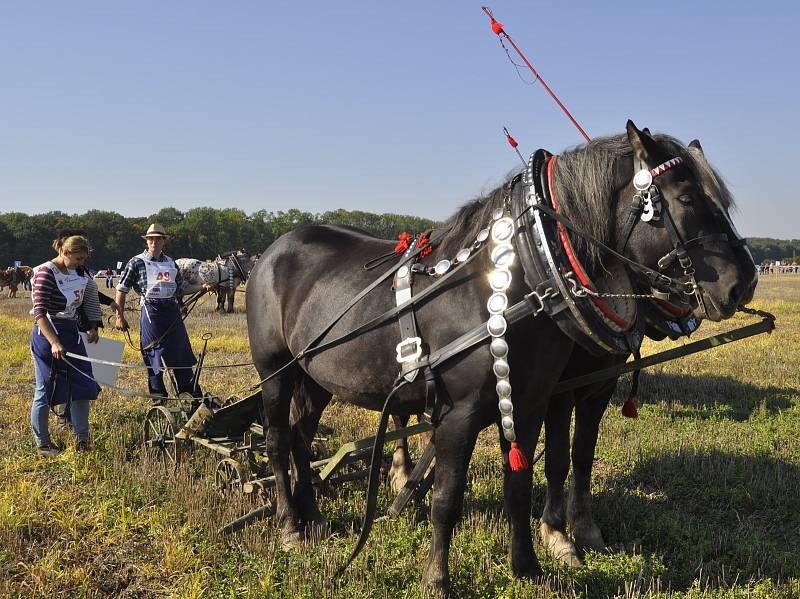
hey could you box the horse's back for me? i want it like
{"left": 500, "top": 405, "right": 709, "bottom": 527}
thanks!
{"left": 247, "top": 225, "right": 395, "bottom": 360}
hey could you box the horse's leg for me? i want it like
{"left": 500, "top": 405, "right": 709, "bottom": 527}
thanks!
{"left": 289, "top": 374, "right": 332, "bottom": 540}
{"left": 422, "top": 403, "right": 481, "bottom": 598}
{"left": 216, "top": 292, "right": 225, "bottom": 312}
{"left": 568, "top": 379, "right": 615, "bottom": 552}
{"left": 261, "top": 371, "right": 305, "bottom": 549}
{"left": 388, "top": 414, "right": 414, "bottom": 494}
{"left": 499, "top": 325, "right": 574, "bottom": 580}
{"left": 497, "top": 423, "right": 543, "bottom": 579}
{"left": 539, "top": 391, "right": 582, "bottom": 566}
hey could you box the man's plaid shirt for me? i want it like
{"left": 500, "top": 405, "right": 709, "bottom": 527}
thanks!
{"left": 116, "top": 250, "right": 187, "bottom": 303}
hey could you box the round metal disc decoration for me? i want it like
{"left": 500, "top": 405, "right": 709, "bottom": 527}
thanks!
{"left": 501, "top": 415, "right": 515, "bottom": 431}
{"left": 487, "top": 314, "right": 507, "bottom": 337}
{"left": 455, "top": 248, "right": 471, "bottom": 263}
{"left": 633, "top": 169, "right": 653, "bottom": 191}
{"left": 496, "top": 378, "right": 512, "bottom": 398}
{"left": 493, "top": 358, "right": 510, "bottom": 378}
{"left": 491, "top": 217, "right": 515, "bottom": 242}
{"left": 476, "top": 228, "right": 490, "bottom": 243}
{"left": 491, "top": 244, "right": 515, "bottom": 268}
{"left": 434, "top": 259, "right": 451, "bottom": 276}
{"left": 487, "top": 292, "right": 508, "bottom": 314}
{"left": 492, "top": 207, "right": 504, "bottom": 221}
{"left": 397, "top": 265, "right": 409, "bottom": 278}
{"left": 498, "top": 398, "right": 513, "bottom": 414}
{"left": 489, "top": 269, "right": 512, "bottom": 291}
{"left": 490, "top": 337, "right": 508, "bottom": 358}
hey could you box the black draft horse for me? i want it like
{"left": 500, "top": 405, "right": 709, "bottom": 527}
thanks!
{"left": 246, "top": 122, "right": 754, "bottom": 597}
{"left": 538, "top": 139, "right": 758, "bottom": 564}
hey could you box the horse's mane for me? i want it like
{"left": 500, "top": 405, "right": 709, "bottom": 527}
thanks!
{"left": 437, "top": 168, "right": 523, "bottom": 256}
{"left": 439, "top": 133, "right": 733, "bottom": 266}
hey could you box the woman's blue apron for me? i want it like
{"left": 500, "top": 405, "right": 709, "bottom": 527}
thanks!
{"left": 140, "top": 300, "right": 196, "bottom": 393}
{"left": 31, "top": 320, "right": 100, "bottom": 405}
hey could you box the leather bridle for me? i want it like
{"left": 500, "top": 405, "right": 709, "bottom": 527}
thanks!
{"left": 615, "top": 155, "right": 733, "bottom": 319}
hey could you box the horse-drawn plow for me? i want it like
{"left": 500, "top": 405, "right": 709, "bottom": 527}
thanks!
{"left": 139, "top": 351, "right": 438, "bottom": 534}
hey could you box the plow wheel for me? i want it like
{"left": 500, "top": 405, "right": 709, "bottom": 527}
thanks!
{"left": 214, "top": 458, "right": 250, "bottom": 497}
{"left": 143, "top": 406, "right": 181, "bottom": 474}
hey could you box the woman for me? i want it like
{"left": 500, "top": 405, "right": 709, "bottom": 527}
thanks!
{"left": 114, "top": 223, "right": 214, "bottom": 401}
{"left": 30, "top": 231, "right": 101, "bottom": 456}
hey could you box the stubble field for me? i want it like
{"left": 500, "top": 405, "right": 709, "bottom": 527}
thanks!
{"left": 0, "top": 277, "right": 798, "bottom": 598}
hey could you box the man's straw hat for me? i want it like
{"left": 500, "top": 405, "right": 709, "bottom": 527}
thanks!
{"left": 142, "top": 223, "right": 169, "bottom": 239}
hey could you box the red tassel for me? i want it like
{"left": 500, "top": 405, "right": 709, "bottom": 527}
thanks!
{"left": 394, "top": 232, "right": 411, "bottom": 254}
{"left": 418, "top": 234, "right": 432, "bottom": 257}
{"left": 622, "top": 392, "right": 638, "bottom": 419}
{"left": 491, "top": 19, "right": 504, "bottom": 35}
{"left": 509, "top": 441, "right": 529, "bottom": 472}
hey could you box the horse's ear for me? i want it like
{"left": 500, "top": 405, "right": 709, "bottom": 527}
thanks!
{"left": 626, "top": 120, "right": 660, "bottom": 163}
{"left": 688, "top": 138, "right": 704, "bottom": 154}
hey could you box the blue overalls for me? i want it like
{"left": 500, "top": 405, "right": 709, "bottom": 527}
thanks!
{"left": 139, "top": 254, "right": 197, "bottom": 396}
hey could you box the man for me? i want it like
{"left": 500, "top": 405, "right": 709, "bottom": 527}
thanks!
{"left": 8, "top": 267, "right": 19, "bottom": 298}
{"left": 114, "top": 223, "right": 214, "bottom": 401}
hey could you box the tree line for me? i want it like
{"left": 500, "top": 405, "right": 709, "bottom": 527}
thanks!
{"left": 747, "top": 238, "right": 800, "bottom": 266}
{"left": 1, "top": 207, "right": 794, "bottom": 270}
{"left": 0, "top": 208, "right": 439, "bottom": 270}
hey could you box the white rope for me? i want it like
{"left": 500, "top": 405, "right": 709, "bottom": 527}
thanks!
{"left": 64, "top": 351, "right": 253, "bottom": 370}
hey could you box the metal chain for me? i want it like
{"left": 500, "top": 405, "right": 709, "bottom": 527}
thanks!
{"left": 567, "top": 273, "right": 776, "bottom": 323}
{"left": 736, "top": 305, "right": 776, "bottom": 321}
{"left": 563, "top": 272, "right": 663, "bottom": 301}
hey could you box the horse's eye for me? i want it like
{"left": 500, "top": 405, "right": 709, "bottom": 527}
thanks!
{"left": 678, "top": 194, "right": 693, "bottom": 204}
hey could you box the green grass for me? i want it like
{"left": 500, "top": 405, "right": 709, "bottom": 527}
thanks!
{"left": 0, "top": 278, "right": 798, "bottom": 598}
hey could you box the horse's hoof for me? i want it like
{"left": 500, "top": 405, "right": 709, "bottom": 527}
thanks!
{"left": 574, "top": 525, "right": 607, "bottom": 553}
{"left": 421, "top": 579, "right": 449, "bottom": 599}
{"left": 388, "top": 469, "right": 412, "bottom": 495}
{"left": 510, "top": 545, "right": 545, "bottom": 579}
{"left": 280, "top": 530, "right": 303, "bottom": 551}
{"left": 304, "top": 519, "right": 332, "bottom": 542}
{"left": 539, "top": 521, "right": 583, "bottom": 567}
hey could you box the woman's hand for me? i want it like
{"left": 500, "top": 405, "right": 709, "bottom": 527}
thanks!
{"left": 51, "top": 341, "right": 66, "bottom": 360}
{"left": 115, "top": 315, "right": 129, "bottom": 332}
{"left": 87, "top": 328, "right": 99, "bottom": 343}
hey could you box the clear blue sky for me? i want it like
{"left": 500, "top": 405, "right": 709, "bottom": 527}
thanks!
{"left": 1, "top": 2, "right": 797, "bottom": 238}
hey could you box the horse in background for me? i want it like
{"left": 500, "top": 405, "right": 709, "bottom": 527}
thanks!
{"left": 176, "top": 250, "right": 258, "bottom": 313}
{"left": 1, "top": 266, "right": 31, "bottom": 297}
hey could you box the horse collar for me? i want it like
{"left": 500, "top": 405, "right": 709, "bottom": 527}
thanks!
{"left": 511, "top": 150, "right": 644, "bottom": 356}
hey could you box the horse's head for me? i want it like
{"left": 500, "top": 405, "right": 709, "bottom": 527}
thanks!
{"left": 620, "top": 121, "right": 756, "bottom": 322}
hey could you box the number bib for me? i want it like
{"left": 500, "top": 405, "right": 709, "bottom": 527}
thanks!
{"left": 31, "top": 262, "right": 88, "bottom": 320}
{"left": 143, "top": 256, "right": 178, "bottom": 301}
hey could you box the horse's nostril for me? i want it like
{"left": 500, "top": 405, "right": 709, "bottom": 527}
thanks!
{"left": 729, "top": 283, "right": 744, "bottom": 307}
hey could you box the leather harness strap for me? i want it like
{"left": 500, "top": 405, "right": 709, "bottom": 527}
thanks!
{"left": 394, "top": 238, "right": 424, "bottom": 383}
